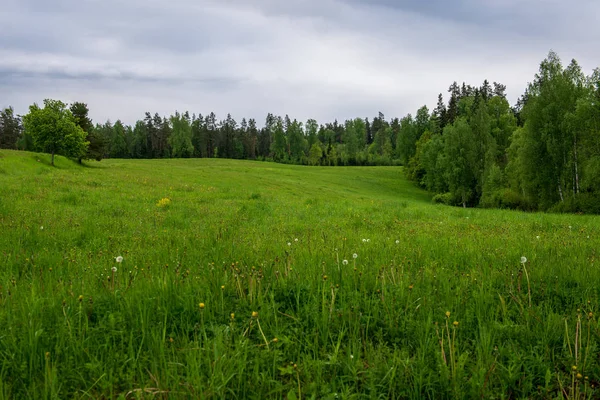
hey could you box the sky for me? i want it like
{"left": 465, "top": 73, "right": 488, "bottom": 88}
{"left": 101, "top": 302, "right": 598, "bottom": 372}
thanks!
{"left": 1, "top": 0, "right": 599, "bottom": 126}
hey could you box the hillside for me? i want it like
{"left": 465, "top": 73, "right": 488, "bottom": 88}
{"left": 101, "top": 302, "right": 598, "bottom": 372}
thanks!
{"left": 1, "top": 150, "right": 599, "bottom": 399}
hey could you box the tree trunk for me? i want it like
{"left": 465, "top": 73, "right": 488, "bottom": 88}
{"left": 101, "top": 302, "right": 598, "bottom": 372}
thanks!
{"left": 574, "top": 137, "right": 580, "bottom": 194}
{"left": 51, "top": 151, "right": 55, "bottom": 166}
{"left": 557, "top": 178, "right": 564, "bottom": 202}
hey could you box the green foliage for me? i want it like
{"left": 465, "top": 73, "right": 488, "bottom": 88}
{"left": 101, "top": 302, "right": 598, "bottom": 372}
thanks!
{"left": 506, "top": 52, "right": 595, "bottom": 211}
{"left": 308, "top": 142, "right": 323, "bottom": 166}
{"left": 169, "top": 111, "right": 194, "bottom": 158}
{"left": 287, "top": 119, "right": 306, "bottom": 162}
{"left": 22, "top": 99, "right": 88, "bottom": 165}
{"left": 441, "top": 118, "right": 477, "bottom": 207}
{"left": 109, "top": 120, "right": 128, "bottom": 158}
{"left": 70, "top": 102, "right": 106, "bottom": 162}
{"left": 431, "top": 192, "right": 454, "bottom": 205}
{"left": 479, "top": 163, "right": 505, "bottom": 208}
{"left": 270, "top": 117, "right": 287, "bottom": 162}
{"left": 0, "top": 107, "right": 22, "bottom": 149}
{"left": 420, "top": 133, "right": 447, "bottom": 192}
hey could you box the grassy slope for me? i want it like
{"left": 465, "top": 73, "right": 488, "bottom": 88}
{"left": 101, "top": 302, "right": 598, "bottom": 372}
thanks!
{"left": 1, "top": 150, "right": 599, "bottom": 399}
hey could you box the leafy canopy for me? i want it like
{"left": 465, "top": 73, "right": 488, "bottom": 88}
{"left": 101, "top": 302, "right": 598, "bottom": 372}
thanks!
{"left": 23, "top": 99, "right": 88, "bottom": 165}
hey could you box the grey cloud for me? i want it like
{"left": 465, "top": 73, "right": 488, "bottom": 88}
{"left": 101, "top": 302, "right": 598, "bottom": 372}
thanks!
{"left": 1, "top": 0, "right": 599, "bottom": 126}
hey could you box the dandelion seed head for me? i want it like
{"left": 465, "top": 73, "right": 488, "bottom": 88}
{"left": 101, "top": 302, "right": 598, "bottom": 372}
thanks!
{"left": 342, "top": 260, "right": 348, "bottom": 265}
{"left": 353, "top": 253, "right": 358, "bottom": 259}
{"left": 111, "top": 266, "right": 117, "bottom": 273}
{"left": 115, "top": 256, "right": 123, "bottom": 263}
{"left": 395, "top": 240, "right": 400, "bottom": 244}
{"left": 520, "top": 256, "right": 527, "bottom": 264}
{"left": 294, "top": 238, "right": 298, "bottom": 242}
{"left": 287, "top": 242, "right": 291, "bottom": 247}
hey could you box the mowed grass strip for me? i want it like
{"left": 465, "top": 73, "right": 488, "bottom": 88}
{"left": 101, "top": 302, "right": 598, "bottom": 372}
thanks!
{"left": 0, "top": 149, "right": 599, "bottom": 399}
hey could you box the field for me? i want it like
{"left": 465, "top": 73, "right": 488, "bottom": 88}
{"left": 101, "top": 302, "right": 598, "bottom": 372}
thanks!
{"left": 1, "top": 149, "right": 599, "bottom": 399}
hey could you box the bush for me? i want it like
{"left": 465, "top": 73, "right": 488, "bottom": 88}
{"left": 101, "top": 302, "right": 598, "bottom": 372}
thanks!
{"left": 432, "top": 192, "right": 455, "bottom": 205}
{"left": 549, "top": 192, "right": 600, "bottom": 214}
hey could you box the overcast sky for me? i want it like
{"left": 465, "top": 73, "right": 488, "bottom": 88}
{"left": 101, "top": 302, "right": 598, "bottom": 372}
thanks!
{"left": 2, "top": 0, "right": 599, "bottom": 125}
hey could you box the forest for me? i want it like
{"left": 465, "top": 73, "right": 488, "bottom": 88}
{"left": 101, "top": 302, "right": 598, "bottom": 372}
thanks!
{"left": 1, "top": 51, "right": 599, "bottom": 213}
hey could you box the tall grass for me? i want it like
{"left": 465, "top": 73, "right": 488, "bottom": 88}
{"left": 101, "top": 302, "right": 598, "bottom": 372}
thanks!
{"left": 0, "top": 150, "right": 599, "bottom": 399}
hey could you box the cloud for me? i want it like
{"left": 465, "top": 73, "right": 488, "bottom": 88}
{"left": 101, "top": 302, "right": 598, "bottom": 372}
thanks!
{"left": 1, "top": 0, "right": 599, "bottom": 125}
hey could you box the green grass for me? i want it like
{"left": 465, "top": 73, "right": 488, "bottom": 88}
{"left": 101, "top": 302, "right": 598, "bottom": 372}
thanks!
{"left": 1, "top": 149, "right": 599, "bottom": 399}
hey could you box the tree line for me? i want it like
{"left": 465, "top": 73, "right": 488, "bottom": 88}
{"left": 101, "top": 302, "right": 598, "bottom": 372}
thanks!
{"left": 1, "top": 51, "right": 598, "bottom": 213}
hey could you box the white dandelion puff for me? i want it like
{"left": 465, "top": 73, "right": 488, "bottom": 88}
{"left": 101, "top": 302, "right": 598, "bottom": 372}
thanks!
{"left": 367, "top": 239, "right": 370, "bottom": 243}
{"left": 40, "top": 226, "right": 44, "bottom": 230}
{"left": 362, "top": 239, "right": 367, "bottom": 243}
{"left": 353, "top": 253, "right": 358, "bottom": 259}
{"left": 111, "top": 266, "right": 117, "bottom": 273}
{"left": 536, "top": 236, "right": 540, "bottom": 240}
{"left": 294, "top": 238, "right": 298, "bottom": 242}
{"left": 287, "top": 242, "right": 291, "bottom": 246}
{"left": 342, "top": 260, "right": 348, "bottom": 265}
{"left": 115, "top": 256, "right": 123, "bottom": 263}
{"left": 520, "top": 256, "right": 527, "bottom": 264}
{"left": 395, "top": 240, "right": 400, "bottom": 244}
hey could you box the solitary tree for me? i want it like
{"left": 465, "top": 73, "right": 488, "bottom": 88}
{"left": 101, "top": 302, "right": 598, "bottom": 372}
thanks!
{"left": 22, "top": 99, "right": 88, "bottom": 166}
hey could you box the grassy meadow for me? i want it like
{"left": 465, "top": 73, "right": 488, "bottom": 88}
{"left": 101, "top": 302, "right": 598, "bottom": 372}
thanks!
{"left": 1, "top": 149, "right": 600, "bottom": 399}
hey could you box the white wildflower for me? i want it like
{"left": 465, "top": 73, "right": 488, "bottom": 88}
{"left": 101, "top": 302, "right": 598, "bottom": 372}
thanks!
{"left": 115, "top": 256, "right": 123, "bottom": 263}
{"left": 520, "top": 256, "right": 527, "bottom": 264}
{"left": 111, "top": 266, "right": 117, "bottom": 273}
{"left": 353, "top": 253, "right": 358, "bottom": 259}
{"left": 294, "top": 238, "right": 298, "bottom": 242}
{"left": 342, "top": 260, "right": 348, "bottom": 265}
{"left": 395, "top": 240, "right": 400, "bottom": 244}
